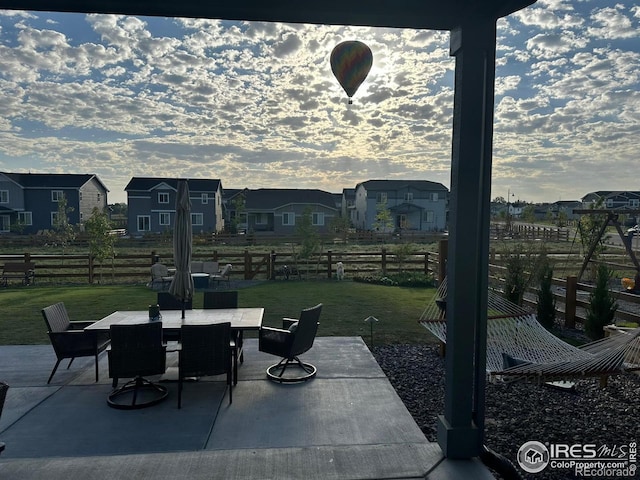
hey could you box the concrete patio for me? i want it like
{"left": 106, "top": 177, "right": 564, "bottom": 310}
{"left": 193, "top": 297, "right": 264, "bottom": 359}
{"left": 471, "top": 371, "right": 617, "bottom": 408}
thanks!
{"left": 0, "top": 337, "right": 494, "bottom": 479}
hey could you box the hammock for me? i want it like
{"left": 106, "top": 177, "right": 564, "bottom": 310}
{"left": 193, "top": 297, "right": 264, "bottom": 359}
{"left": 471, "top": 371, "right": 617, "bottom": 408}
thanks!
{"left": 419, "top": 277, "right": 640, "bottom": 381}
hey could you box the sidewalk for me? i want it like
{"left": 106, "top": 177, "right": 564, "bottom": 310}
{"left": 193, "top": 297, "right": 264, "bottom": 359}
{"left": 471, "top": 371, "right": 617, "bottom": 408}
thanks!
{"left": 0, "top": 337, "right": 494, "bottom": 479}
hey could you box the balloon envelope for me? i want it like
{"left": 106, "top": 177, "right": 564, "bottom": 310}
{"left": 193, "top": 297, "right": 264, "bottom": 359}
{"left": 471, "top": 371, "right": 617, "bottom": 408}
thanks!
{"left": 330, "top": 41, "right": 373, "bottom": 100}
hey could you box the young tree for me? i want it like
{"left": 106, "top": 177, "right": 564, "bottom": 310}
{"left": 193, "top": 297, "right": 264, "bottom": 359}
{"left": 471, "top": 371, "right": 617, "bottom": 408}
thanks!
{"left": 295, "top": 207, "right": 321, "bottom": 275}
{"left": 577, "top": 199, "right": 608, "bottom": 259}
{"left": 585, "top": 264, "right": 617, "bottom": 340}
{"left": 48, "top": 194, "right": 76, "bottom": 255}
{"left": 229, "top": 195, "right": 246, "bottom": 234}
{"left": 85, "top": 207, "right": 116, "bottom": 283}
{"left": 372, "top": 200, "right": 394, "bottom": 233}
{"left": 329, "top": 215, "right": 351, "bottom": 242}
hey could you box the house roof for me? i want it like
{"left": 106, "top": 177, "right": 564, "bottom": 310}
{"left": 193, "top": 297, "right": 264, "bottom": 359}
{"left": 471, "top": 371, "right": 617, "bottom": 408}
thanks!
{"left": 582, "top": 191, "right": 640, "bottom": 202}
{"left": 2, "top": 172, "right": 109, "bottom": 191}
{"left": 245, "top": 188, "right": 337, "bottom": 210}
{"left": 125, "top": 177, "right": 221, "bottom": 192}
{"left": 356, "top": 179, "right": 448, "bottom": 192}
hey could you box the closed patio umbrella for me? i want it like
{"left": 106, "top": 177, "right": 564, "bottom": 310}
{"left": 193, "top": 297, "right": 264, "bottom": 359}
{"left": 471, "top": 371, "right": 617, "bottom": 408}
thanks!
{"left": 169, "top": 179, "right": 194, "bottom": 319}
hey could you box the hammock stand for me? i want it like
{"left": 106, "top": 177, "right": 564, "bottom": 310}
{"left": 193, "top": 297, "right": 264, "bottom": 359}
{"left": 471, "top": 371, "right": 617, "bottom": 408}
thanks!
{"left": 419, "top": 277, "right": 640, "bottom": 384}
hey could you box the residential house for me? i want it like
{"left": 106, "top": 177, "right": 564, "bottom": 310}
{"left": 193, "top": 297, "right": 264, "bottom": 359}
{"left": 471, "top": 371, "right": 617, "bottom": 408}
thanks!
{"left": 353, "top": 180, "right": 448, "bottom": 232}
{"left": 0, "top": 172, "right": 108, "bottom": 234}
{"left": 341, "top": 188, "right": 356, "bottom": 226}
{"left": 222, "top": 188, "right": 248, "bottom": 233}
{"left": 582, "top": 191, "right": 640, "bottom": 211}
{"left": 548, "top": 200, "right": 581, "bottom": 221}
{"left": 125, "top": 177, "right": 223, "bottom": 236}
{"left": 244, "top": 188, "right": 338, "bottom": 235}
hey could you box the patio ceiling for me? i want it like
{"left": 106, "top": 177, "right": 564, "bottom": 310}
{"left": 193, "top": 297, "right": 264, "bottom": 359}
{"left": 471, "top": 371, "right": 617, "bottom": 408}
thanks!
{"left": 0, "top": 0, "right": 535, "bottom": 30}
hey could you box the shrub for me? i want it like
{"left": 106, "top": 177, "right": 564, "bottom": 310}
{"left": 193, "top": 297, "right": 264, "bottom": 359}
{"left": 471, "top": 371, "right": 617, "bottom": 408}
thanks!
{"left": 353, "top": 272, "right": 435, "bottom": 288}
{"left": 585, "top": 264, "right": 617, "bottom": 340}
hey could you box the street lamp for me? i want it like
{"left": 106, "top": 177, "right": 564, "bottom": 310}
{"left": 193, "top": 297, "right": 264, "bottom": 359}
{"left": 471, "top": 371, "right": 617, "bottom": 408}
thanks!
{"left": 506, "top": 188, "right": 515, "bottom": 232}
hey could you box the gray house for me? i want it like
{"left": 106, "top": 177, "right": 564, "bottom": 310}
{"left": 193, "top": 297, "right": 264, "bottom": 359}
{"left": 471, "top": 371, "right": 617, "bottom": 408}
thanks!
{"left": 0, "top": 172, "right": 108, "bottom": 234}
{"left": 125, "top": 177, "right": 224, "bottom": 236}
{"left": 582, "top": 191, "right": 640, "bottom": 211}
{"left": 353, "top": 179, "right": 448, "bottom": 232}
{"left": 244, "top": 188, "right": 338, "bottom": 235}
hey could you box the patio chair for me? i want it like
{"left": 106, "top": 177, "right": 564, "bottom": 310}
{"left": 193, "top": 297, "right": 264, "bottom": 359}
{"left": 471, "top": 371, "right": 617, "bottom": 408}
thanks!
{"left": 178, "top": 323, "right": 233, "bottom": 408}
{"left": 211, "top": 263, "right": 232, "bottom": 289}
{"left": 203, "top": 290, "right": 241, "bottom": 382}
{"left": 157, "top": 291, "right": 192, "bottom": 311}
{"left": 107, "top": 322, "right": 168, "bottom": 410}
{"left": 150, "top": 262, "right": 173, "bottom": 290}
{"left": 203, "top": 290, "right": 238, "bottom": 309}
{"left": 42, "top": 302, "right": 111, "bottom": 384}
{"left": 0, "top": 381, "right": 7, "bottom": 455}
{"left": 259, "top": 303, "right": 322, "bottom": 383}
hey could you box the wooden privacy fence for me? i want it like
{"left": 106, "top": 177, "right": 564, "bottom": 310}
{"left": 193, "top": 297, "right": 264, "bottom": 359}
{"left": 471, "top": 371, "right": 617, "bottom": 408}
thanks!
{"left": 0, "top": 247, "right": 443, "bottom": 285}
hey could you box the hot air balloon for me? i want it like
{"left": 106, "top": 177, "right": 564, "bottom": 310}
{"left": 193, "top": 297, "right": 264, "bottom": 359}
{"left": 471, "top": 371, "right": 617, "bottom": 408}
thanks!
{"left": 330, "top": 41, "right": 373, "bottom": 104}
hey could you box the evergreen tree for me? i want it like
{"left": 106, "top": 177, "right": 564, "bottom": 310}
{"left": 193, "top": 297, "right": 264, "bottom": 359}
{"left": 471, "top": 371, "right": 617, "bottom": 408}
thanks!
{"left": 585, "top": 264, "right": 617, "bottom": 339}
{"left": 536, "top": 265, "right": 556, "bottom": 330}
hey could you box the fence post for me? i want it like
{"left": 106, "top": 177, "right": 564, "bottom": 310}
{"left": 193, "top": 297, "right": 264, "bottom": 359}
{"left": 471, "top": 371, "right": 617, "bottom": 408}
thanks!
{"left": 438, "top": 239, "right": 448, "bottom": 283}
{"left": 212, "top": 250, "right": 219, "bottom": 262}
{"left": 24, "top": 252, "right": 31, "bottom": 263}
{"left": 565, "top": 275, "right": 577, "bottom": 329}
{"left": 151, "top": 250, "right": 157, "bottom": 264}
{"left": 244, "top": 249, "right": 251, "bottom": 280}
{"left": 327, "top": 250, "right": 333, "bottom": 279}
{"left": 424, "top": 252, "right": 429, "bottom": 275}
{"left": 381, "top": 247, "right": 387, "bottom": 275}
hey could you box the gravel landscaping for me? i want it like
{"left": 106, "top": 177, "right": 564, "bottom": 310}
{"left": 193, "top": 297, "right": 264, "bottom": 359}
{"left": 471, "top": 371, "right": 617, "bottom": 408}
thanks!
{"left": 372, "top": 343, "right": 640, "bottom": 480}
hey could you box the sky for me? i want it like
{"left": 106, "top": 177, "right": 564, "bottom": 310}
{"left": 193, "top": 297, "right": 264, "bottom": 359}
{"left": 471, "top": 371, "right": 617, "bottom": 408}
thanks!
{"left": 0, "top": 1, "right": 638, "bottom": 205}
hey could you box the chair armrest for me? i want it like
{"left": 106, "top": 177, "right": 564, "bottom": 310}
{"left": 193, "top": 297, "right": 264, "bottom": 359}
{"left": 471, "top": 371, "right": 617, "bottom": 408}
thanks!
{"left": 70, "top": 321, "right": 95, "bottom": 329}
{"left": 282, "top": 318, "right": 298, "bottom": 329}
{"left": 261, "top": 326, "right": 290, "bottom": 335}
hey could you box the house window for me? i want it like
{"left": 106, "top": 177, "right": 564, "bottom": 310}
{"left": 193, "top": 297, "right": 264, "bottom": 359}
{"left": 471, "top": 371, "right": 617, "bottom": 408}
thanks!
{"left": 79, "top": 212, "right": 83, "bottom": 222}
{"left": 0, "top": 190, "right": 8, "bottom": 203}
{"left": 312, "top": 212, "right": 324, "bottom": 226}
{"left": 159, "top": 212, "right": 171, "bottom": 226}
{"left": 376, "top": 192, "right": 387, "bottom": 203}
{"left": 52, "top": 190, "right": 63, "bottom": 202}
{"left": 431, "top": 193, "right": 439, "bottom": 202}
{"left": 424, "top": 211, "right": 435, "bottom": 223}
{"left": 629, "top": 199, "right": 639, "bottom": 208}
{"left": 158, "top": 192, "right": 169, "bottom": 204}
{"left": 51, "top": 211, "right": 59, "bottom": 225}
{"left": 404, "top": 193, "right": 414, "bottom": 201}
{"left": 137, "top": 215, "right": 151, "bottom": 232}
{"left": 79, "top": 191, "right": 83, "bottom": 201}
{"left": 18, "top": 212, "right": 32, "bottom": 225}
{"left": 191, "top": 213, "right": 203, "bottom": 226}
{"left": 97, "top": 193, "right": 101, "bottom": 202}
{"left": 202, "top": 193, "right": 208, "bottom": 204}
{"left": 0, "top": 215, "right": 9, "bottom": 232}
{"left": 282, "top": 212, "right": 295, "bottom": 226}
{"left": 255, "top": 213, "right": 267, "bottom": 225}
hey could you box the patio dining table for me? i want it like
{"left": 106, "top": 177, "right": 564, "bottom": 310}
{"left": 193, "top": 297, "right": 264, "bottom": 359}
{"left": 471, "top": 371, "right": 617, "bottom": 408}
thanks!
{"left": 86, "top": 308, "right": 264, "bottom": 377}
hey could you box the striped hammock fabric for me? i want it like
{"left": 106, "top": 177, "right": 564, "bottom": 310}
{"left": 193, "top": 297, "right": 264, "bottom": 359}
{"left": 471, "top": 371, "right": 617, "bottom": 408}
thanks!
{"left": 419, "top": 277, "right": 640, "bottom": 381}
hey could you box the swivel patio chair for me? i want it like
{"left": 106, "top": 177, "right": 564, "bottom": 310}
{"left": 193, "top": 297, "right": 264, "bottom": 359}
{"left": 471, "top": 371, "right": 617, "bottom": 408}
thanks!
{"left": 259, "top": 303, "right": 322, "bottom": 383}
{"left": 107, "top": 322, "right": 168, "bottom": 410}
{"left": 42, "top": 302, "right": 111, "bottom": 384}
{"left": 178, "top": 323, "right": 233, "bottom": 408}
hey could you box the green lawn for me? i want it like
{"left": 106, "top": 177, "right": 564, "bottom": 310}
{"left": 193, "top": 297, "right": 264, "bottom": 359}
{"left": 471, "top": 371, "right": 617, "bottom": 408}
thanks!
{"left": 0, "top": 280, "right": 438, "bottom": 346}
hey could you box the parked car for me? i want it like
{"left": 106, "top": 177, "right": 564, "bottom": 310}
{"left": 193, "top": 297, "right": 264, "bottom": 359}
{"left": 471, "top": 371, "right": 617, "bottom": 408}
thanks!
{"left": 627, "top": 225, "right": 640, "bottom": 234}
